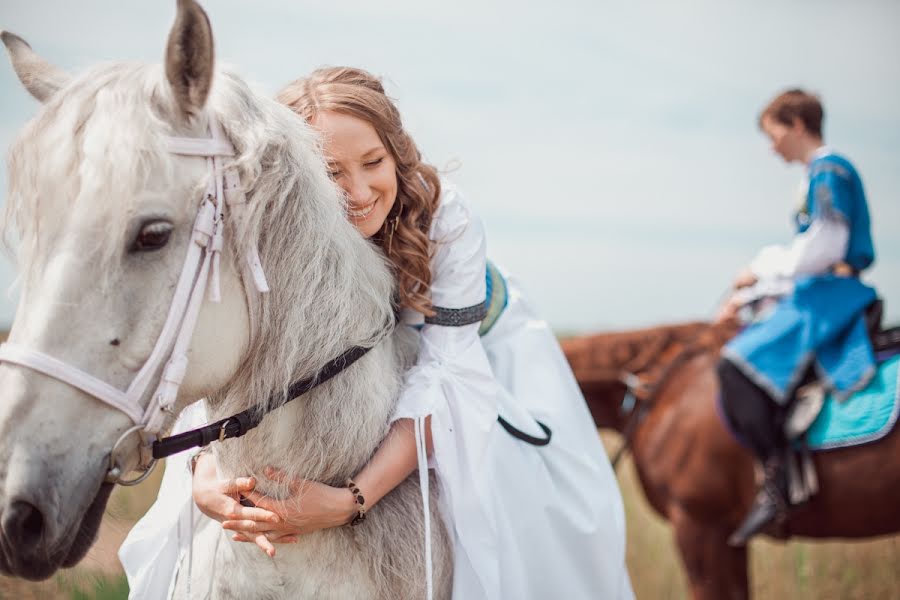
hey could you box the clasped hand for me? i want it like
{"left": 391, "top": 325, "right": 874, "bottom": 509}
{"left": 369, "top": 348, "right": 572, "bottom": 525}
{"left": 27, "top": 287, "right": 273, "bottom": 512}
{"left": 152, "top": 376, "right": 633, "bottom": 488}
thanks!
{"left": 192, "top": 454, "right": 357, "bottom": 557}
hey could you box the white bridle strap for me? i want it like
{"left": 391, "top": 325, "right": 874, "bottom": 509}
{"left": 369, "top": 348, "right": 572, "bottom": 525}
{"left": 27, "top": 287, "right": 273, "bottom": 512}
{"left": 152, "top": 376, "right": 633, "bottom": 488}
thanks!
{"left": 125, "top": 199, "right": 216, "bottom": 406}
{"left": 141, "top": 197, "right": 220, "bottom": 433}
{"left": 0, "top": 114, "right": 269, "bottom": 462}
{"left": 0, "top": 343, "right": 144, "bottom": 424}
{"left": 169, "top": 125, "right": 269, "bottom": 295}
{"left": 0, "top": 188, "right": 219, "bottom": 434}
{"left": 224, "top": 168, "right": 270, "bottom": 293}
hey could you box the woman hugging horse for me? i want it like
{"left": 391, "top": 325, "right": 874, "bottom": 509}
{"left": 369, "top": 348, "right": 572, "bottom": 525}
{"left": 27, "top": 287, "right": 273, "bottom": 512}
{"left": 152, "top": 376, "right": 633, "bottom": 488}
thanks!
{"left": 119, "top": 33, "right": 633, "bottom": 600}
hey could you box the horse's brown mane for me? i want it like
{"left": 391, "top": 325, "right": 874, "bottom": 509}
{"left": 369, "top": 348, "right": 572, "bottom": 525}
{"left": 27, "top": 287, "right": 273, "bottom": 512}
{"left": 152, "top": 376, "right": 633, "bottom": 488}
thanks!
{"left": 561, "top": 321, "right": 738, "bottom": 387}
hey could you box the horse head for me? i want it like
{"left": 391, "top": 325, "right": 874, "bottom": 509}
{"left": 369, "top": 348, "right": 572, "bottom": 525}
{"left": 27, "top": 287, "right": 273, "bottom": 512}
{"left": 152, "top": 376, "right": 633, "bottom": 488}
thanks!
{"left": 561, "top": 322, "right": 724, "bottom": 432}
{"left": 0, "top": 0, "right": 394, "bottom": 580}
{"left": 0, "top": 1, "right": 249, "bottom": 579}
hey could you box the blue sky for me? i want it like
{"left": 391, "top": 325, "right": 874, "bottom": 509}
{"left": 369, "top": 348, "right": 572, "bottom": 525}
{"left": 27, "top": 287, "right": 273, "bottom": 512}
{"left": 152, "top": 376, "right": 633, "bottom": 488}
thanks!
{"left": 1, "top": 0, "right": 898, "bottom": 331}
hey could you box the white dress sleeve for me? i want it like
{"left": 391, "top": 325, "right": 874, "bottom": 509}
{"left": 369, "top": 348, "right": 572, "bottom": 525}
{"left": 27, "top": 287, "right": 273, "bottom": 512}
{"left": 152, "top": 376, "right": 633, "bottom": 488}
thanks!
{"left": 389, "top": 186, "right": 506, "bottom": 599}
{"left": 749, "top": 216, "right": 850, "bottom": 280}
{"left": 391, "top": 186, "right": 494, "bottom": 424}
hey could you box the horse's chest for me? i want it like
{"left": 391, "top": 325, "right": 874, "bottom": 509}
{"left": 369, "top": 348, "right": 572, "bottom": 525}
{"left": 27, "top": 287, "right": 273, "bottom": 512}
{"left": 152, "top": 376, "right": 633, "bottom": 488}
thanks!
{"left": 211, "top": 540, "right": 374, "bottom": 600}
{"left": 173, "top": 523, "right": 376, "bottom": 600}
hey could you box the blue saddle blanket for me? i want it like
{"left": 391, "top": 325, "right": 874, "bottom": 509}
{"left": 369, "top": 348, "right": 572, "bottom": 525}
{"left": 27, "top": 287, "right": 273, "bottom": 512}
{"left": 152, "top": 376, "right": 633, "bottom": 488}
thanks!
{"left": 806, "top": 353, "right": 900, "bottom": 451}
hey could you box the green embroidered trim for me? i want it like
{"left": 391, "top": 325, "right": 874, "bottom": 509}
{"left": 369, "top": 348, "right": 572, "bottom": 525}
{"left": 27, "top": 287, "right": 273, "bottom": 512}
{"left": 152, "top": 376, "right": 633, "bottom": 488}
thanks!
{"left": 478, "top": 261, "right": 508, "bottom": 337}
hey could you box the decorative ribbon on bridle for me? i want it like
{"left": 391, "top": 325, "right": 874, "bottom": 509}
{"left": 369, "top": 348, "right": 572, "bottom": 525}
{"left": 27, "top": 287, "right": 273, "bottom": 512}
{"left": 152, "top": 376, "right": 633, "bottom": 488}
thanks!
{"left": 0, "top": 114, "right": 269, "bottom": 484}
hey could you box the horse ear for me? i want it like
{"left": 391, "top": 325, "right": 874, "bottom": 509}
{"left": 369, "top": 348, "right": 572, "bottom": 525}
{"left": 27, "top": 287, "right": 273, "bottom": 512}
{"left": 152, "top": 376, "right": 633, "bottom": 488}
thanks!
{"left": 164, "top": 0, "right": 215, "bottom": 118}
{"left": 0, "top": 31, "right": 70, "bottom": 103}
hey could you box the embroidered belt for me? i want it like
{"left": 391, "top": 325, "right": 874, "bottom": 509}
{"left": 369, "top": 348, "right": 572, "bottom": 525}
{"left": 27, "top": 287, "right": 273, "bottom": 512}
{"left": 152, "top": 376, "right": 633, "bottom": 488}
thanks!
{"left": 420, "top": 260, "right": 508, "bottom": 336}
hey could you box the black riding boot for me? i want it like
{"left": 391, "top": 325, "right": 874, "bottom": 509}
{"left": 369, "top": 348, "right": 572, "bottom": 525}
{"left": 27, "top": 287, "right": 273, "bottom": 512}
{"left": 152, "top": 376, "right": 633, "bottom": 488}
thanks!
{"left": 728, "top": 453, "right": 789, "bottom": 547}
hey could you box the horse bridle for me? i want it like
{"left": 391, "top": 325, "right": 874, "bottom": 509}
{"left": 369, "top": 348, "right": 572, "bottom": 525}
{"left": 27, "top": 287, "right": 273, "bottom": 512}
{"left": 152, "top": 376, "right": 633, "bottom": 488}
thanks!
{"left": 611, "top": 326, "right": 725, "bottom": 470}
{"left": 0, "top": 114, "right": 271, "bottom": 485}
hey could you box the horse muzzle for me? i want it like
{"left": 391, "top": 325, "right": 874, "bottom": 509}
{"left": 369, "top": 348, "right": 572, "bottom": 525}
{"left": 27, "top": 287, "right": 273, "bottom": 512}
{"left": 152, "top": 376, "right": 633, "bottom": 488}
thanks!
{"left": 0, "top": 479, "right": 114, "bottom": 581}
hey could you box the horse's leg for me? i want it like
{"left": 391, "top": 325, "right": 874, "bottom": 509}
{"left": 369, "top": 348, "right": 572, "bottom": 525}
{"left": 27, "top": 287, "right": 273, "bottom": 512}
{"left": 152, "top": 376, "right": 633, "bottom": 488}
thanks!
{"left": 671, "top": 506, "right": 750, "bottom": 600}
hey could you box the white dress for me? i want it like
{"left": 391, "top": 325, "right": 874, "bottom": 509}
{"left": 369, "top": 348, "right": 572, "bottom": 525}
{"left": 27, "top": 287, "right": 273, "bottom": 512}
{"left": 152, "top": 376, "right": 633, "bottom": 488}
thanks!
{"left": 119, "top": 183, "right": 633, "bottom": 599}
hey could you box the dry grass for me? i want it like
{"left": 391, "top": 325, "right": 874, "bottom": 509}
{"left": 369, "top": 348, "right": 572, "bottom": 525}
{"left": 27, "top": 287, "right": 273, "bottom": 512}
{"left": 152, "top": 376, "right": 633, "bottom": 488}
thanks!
{"left": 2, "top": 435, "right": 898, "bottom": 599}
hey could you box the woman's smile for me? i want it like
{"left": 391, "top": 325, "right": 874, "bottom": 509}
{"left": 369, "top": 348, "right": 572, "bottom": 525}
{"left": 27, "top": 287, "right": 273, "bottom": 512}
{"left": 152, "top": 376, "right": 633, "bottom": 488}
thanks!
{"left": 347, "top": 197, "right": 378, "bottom": 220}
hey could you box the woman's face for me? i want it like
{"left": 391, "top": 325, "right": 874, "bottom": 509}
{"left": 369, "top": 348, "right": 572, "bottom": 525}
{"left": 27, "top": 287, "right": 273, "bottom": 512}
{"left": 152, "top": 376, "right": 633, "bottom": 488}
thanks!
{"left": 311, "top": 110, "right": 398, "bottom": 238}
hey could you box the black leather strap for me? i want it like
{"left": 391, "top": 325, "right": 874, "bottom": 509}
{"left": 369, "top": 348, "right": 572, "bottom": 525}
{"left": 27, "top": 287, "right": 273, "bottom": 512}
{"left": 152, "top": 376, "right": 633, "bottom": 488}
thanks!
{"left": 152, "top": 344, "right": 373, "bottom": 459}
{"left": 152, "top": 322, "right": 554, "bottom": 457}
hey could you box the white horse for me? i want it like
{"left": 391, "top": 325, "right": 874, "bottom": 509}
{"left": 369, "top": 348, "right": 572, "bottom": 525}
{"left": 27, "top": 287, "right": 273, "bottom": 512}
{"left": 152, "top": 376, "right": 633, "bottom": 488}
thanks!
{"left": 0, "top": 1, "right": 451, "bottom": 597}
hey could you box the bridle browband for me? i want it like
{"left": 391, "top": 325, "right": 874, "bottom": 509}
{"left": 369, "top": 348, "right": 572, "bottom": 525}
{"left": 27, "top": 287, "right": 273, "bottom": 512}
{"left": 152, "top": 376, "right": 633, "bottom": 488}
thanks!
{"left": 0, "top": 113, "right": 301, "bottom": 485}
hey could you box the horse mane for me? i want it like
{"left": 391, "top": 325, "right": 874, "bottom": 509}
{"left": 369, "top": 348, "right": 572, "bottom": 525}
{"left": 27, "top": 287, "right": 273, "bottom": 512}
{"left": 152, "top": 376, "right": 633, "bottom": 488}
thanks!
{"left": 561, "top": 321, "right": 734, "bottom": 386}
{"left": 199, "top": 70, "right": 403, "bottom": 484}
{"left": 204, "top": 70, "right": 397, "bottom": 406}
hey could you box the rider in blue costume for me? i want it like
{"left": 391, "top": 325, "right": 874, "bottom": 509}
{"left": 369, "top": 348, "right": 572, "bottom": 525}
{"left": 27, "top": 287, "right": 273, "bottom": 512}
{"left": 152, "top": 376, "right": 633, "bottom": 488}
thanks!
{"left": 717, "top": 89, "right": 877, "bottom": 546}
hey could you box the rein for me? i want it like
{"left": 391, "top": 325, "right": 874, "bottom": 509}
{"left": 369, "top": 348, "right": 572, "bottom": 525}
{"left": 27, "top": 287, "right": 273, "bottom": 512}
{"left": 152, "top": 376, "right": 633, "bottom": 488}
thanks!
{"left": 152, "top": 344, "right": 374, "bottom": 459}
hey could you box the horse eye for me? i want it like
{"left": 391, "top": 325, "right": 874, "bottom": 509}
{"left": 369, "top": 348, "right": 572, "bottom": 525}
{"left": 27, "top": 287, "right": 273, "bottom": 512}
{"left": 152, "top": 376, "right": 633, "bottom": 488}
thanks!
{"left": 131, "top": 220, "right": 173, "bottom": 252}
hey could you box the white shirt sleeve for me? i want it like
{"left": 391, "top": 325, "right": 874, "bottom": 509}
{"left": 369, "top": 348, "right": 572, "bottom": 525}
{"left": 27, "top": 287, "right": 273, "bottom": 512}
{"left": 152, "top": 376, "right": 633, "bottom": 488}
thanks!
{"left": 391, "top": 186, "right": 494, "bottom": 422}
{"left": 387, "top": 187, "right": 498, "bottom": 599}
{"left": 749, "top": 216, "right": 850, "bottom": 280}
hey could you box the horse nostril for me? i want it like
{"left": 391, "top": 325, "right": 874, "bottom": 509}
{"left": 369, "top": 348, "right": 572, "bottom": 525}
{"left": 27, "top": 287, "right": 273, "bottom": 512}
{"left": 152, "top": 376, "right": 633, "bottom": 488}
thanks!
{"left": 21, "top": 505, "right": 44, "bottom": 537}
{"left": 3, "top": 501, "right": 45, "bottom": 552}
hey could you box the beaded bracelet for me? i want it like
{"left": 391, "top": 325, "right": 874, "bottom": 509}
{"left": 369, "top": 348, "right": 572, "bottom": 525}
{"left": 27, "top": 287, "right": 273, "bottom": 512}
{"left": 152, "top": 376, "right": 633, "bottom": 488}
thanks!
{"left": 346, "top": 479, "right": 367, "bottom": 527}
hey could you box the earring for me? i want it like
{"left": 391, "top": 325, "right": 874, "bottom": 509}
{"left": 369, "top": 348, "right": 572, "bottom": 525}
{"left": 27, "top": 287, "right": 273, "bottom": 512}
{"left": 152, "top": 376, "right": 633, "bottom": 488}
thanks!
{"left": 386, "top": 213, "right": 400, "bottom": 254}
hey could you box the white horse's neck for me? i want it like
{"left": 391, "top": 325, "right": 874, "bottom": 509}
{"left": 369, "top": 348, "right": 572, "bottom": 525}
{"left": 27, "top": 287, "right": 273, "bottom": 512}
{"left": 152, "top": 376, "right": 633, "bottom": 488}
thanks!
{"left": 188, "top": 77, "right": 403, "bottom": 486}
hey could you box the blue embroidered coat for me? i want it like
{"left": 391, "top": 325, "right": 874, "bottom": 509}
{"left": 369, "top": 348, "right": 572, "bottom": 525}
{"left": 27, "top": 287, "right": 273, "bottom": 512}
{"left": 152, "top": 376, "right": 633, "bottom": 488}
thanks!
{"left": 723, "top": 152, "right": 877, "bottom": 403}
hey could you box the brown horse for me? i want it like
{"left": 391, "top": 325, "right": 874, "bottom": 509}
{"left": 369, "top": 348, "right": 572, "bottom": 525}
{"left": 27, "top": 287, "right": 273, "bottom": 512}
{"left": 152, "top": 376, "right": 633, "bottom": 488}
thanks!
{"left": 561, "top": 321, "right": 900, "bottom": 600}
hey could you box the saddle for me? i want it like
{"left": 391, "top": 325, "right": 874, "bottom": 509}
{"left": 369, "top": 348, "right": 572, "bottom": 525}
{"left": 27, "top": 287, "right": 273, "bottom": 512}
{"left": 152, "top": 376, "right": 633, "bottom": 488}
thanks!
{"left": 782, "top": 298, "right": 899, "bottom": 503}
{"left": 788, "top": 300, "right": 898, "bottom": 430}
{"left": 865, "top": 299, "right": 900, "bottom": 355}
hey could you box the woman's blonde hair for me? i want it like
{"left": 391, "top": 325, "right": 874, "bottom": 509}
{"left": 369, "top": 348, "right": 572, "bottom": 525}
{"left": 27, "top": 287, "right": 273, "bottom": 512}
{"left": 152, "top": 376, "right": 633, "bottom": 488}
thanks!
{"left": 276, "top": 67, "right": 440, "bottom": 316}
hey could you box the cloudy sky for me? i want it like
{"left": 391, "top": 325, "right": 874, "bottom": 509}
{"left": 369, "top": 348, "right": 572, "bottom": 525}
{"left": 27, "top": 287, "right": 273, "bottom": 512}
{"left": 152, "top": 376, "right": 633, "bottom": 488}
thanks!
{"left": 1, "top": 0, "right": 898, "bottom": 332}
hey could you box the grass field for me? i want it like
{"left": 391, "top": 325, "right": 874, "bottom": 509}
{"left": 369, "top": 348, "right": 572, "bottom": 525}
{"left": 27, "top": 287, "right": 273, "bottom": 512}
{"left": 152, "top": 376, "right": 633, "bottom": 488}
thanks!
{"left": 2, "top": 433, "right": 898, "bottom": 599}
{"left": 614, "top": 441, "right": 900, "bottom": 600}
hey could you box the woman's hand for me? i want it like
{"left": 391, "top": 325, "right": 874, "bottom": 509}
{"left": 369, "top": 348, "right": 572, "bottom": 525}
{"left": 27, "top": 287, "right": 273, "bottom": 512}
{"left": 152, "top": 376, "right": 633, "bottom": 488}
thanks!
{"left": 222, "top": 417, "right": 431, "bottom": 556}
{"left": 223, "top": 467, "right": 358, "bottom": 542}
{"left": 191, "top": 453, "right": 285, "bottom": 557}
